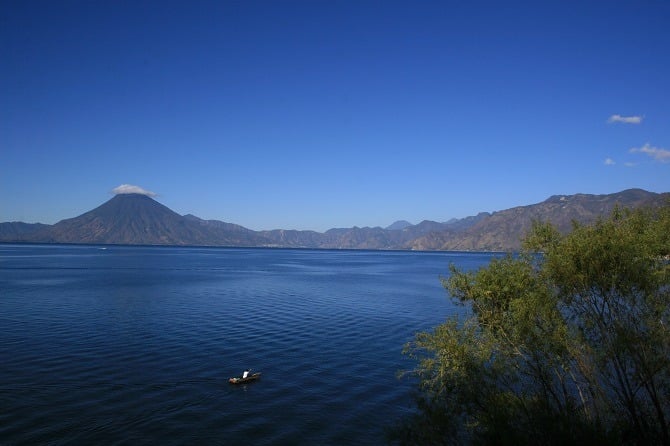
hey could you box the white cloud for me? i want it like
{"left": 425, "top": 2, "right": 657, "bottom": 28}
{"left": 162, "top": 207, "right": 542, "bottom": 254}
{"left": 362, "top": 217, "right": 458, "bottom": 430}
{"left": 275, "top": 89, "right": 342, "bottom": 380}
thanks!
{"left": 112, "top": 184, "right": 157, "bottom": 196}
{"left": 607, "top": 114, "right": 643, "bottom": 124}
{"left": 604, "top": 158, "right": 615, "bottom": 165}
{"left": 629, "top": 143, "right": 670, "bottom": 163}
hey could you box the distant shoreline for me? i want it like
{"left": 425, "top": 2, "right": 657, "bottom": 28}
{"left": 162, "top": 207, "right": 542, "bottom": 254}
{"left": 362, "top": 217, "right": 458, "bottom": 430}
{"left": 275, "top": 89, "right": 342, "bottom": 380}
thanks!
{"left": 0, "top": 241, "right": 506, "bottom": 255}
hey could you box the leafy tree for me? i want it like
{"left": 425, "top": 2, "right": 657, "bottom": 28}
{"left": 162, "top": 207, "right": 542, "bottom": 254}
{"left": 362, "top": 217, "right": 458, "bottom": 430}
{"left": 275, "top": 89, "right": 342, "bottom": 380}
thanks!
{"left": 391, "top": 205, "right": 670, "bottom": 445}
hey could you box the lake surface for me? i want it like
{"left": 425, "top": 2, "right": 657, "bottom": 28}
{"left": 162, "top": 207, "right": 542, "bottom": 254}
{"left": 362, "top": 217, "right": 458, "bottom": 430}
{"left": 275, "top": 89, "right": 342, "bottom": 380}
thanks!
{"left": 0, "top": 244, "right": 496, "bottom": 445}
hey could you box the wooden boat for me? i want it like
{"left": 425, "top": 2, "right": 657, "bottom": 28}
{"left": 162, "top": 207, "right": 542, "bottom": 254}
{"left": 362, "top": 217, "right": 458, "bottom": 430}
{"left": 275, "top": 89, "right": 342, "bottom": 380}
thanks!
{"left": 229, "top": 372, "right": 261, "bottom": 384}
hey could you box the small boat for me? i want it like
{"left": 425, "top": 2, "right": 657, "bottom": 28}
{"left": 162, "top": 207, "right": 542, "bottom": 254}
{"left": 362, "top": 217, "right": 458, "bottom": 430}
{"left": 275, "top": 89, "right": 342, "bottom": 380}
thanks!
{"left": 229, "top": 372, "right": 261, "bottom": 384}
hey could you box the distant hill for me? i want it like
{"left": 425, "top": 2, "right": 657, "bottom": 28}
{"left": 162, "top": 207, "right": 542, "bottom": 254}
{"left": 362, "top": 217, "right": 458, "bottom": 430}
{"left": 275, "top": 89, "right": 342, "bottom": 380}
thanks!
{"left": 0, "top": 222, "right": 50, "bottom": 239}
{"left": 386, "top": 220, "right": 413, "bottom": 230}
{"left": 408, "top": 189, "right": 670, "bottom": 251}
{"left": 443, "top": 212, "right": 490, "bottom": 232}
{"left": 1, "top": 188, "right": 668, "bottom": 251}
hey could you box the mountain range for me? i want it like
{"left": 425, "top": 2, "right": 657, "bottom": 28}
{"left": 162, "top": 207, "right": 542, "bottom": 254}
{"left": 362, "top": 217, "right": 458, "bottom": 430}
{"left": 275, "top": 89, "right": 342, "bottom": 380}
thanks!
{"left": 1, "top": 188, "right": 668, "bottom": 251}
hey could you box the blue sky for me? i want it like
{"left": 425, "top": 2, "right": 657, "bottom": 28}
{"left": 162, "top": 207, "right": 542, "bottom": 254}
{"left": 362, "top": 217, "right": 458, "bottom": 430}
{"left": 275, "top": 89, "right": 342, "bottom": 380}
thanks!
{"left": 2, "top": 1, "right": 669, "bottom": 231}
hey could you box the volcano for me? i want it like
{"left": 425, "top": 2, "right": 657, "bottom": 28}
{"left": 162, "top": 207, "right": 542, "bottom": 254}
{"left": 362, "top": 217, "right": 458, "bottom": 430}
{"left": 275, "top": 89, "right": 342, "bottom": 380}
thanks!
{"left": 30, "top": 193, "right": 268, "bottom": 246}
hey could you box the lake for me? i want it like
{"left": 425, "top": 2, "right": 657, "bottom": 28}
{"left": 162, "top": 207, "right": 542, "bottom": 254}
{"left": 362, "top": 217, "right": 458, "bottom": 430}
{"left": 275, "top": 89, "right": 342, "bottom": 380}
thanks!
{"left": 0, "top": 244, "right": 496, "bottom": 444}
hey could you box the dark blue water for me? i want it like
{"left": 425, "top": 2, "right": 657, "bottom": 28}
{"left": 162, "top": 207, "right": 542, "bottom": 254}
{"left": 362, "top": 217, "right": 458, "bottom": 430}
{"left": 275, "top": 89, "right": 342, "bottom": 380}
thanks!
{"left": 0, "top": 244, "right": 495, "bottom": 445}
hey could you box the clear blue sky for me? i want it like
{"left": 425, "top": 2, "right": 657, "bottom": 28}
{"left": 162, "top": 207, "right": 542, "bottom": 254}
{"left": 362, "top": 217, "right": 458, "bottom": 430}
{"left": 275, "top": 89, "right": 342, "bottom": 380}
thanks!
{"left": 2, "top": 1, "right": 669, "bottom": 232}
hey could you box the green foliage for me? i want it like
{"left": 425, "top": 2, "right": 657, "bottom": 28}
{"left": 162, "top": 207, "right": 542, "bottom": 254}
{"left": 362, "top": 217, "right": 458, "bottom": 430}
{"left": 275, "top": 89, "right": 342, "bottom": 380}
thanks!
{"left": 391, "top": 205, "right": 670, "bottom": 445}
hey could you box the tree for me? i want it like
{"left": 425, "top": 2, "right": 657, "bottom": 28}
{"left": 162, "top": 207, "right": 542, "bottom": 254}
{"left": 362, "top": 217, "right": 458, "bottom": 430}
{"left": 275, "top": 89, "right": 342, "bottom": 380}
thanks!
{"left": 391, "top": 205, "right": 670, "bottom": 445}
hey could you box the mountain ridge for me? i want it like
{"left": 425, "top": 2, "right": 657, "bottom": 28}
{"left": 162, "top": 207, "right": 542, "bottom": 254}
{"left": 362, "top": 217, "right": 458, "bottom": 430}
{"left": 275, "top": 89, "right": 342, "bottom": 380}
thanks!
{"left": 1, "top": 188, "right": 668, "bottom": 251}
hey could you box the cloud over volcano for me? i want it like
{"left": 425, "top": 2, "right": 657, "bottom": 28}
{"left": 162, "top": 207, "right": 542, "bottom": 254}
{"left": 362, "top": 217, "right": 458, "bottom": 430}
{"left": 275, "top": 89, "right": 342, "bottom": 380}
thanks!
{"left": 112, "top": 184, "right": 157, "bottom": 197}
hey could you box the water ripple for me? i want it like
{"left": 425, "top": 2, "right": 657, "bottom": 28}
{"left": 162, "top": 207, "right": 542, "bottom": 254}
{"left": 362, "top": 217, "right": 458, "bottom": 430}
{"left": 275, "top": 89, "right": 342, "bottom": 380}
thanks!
{"left": 0, "top": 246, "right": 494, "bottom": 444}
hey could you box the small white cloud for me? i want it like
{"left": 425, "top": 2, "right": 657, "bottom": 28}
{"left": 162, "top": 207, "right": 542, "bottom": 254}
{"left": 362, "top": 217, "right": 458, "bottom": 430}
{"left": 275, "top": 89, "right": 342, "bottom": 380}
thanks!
{"left": 608, "top": 114, "right": 643, "bottom": 124}
{"left": 629, "top": 143, "right": 670, "bottom": 163}
{"left": 624, "top": 162, "right": 636, "bottom": 168}
{"left": 112, "top": 184, "right": 157, "bottom": 196}
{"left": 604, "top": 158, "right": 616, "bottom": 165}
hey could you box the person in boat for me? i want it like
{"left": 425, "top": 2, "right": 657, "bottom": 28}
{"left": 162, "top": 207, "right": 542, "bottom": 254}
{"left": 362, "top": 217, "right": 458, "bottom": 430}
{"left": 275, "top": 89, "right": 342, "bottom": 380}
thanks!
{"left": 242, "top": 369, "right": 250, "bottom": 379}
